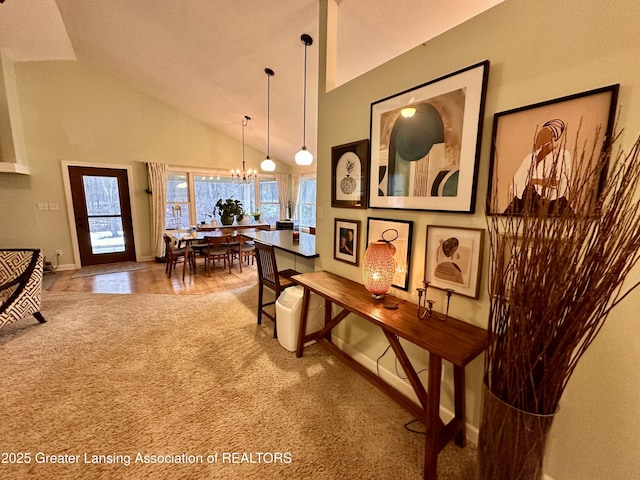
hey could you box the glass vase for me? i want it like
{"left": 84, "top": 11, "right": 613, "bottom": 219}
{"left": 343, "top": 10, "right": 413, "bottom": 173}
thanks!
{"left": 478, "top": 384, "right": 557, "bottom": 480}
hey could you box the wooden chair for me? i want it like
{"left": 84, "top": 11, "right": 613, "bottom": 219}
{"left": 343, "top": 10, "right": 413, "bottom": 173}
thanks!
{"left": 203, "top": 235, "right": 231, "bottom": 274}
{"left": 229, "top": 236, "right": 255, "bottom": 273}
{"left": 163, "top": 234, "right": 194, "bottom": 278}
{"left": 254, "top": 241, "right": 299, "bottom": 338}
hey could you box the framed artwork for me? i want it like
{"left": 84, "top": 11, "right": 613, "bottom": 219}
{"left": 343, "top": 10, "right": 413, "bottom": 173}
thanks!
{"left": 424, "top": 225, "right": 484, "bottom": 299}
{"left": 332, "top": 139, "right": 370, "bottom": 208}
{"left": 369, "top": 60, "right": 490, "bottom": 213}
{"left": 334, "top": 218, "right": 361, "bottom": 266}
{"left": 366, "top": 217, "right": 414, "bottom": 291}
{"left": 487, "top": 84, "right": 619, "bottom": 215}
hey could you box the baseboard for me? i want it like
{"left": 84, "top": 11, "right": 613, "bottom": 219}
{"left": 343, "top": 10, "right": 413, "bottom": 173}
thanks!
{"left": 330, "top": 335, "right": 480, "bottom": 446}
{"left": 54, "top": 263, "right": 77, "bottom": 271}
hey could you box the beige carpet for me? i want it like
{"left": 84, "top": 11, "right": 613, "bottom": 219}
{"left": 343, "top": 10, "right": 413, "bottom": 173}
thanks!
{"left": 0, "top": 287, "right": 477, "bottom": 480}
{"left": 70, "top": 261, "right": 148, "bottom": 278}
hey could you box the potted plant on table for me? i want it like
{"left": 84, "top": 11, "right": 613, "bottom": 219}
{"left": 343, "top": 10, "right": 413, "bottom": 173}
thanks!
{"left": 215, "top": 197, "right": 243, "bottom": 226}
{"left": 251, "top": 210, "right": 262, "bottom": 223}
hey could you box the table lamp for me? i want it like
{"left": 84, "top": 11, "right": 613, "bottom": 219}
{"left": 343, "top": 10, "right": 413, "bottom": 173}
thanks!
{"left": 362, "top": 237, "right": 396, "bottom": 299}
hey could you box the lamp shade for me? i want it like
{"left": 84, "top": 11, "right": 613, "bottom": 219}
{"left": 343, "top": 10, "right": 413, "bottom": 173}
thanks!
{"left": 261, "top": 156, "right": 276, "bottom": 171}
{"left": 362, "top": 241, "right": 395, "bottom": 299}
{"left": 295, "top": 146, "right": 313, "bottom": 166}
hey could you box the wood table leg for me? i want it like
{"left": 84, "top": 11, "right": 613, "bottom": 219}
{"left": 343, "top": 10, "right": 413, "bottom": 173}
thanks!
{"left": 424, "top": 354, "right": 443, "bottom": 480}
{"left": 296, "top": 287, "right": 311, "bottom": 358}
{"left": 453, "top": 365, "right": 467, "bottom": 447}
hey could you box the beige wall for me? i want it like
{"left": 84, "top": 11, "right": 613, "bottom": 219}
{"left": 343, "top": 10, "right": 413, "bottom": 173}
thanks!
{"left": 316, "top": 0, "right": 640, "bottom": 479}
{"left": 0, "top": 60, "right": 290, "bottom": 265}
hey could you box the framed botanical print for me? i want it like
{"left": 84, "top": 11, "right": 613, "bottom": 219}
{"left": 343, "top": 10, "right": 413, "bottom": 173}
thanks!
{"left": 424, "top": 225, "right": 484, "bottom": 299}
{"left": 334, "top": 218, "right": 361, "bottom": 266}
{"left": 331, "top": 139, "right": 370, "bottom": 208}
{"left": 369, "top": 60, "right": 489, "bottom": 213}
{"left": 366, "top": 217, "right": 413, "bottom": 291}
{"left": 487, "top": 84, "right": 619, "bottom": 215}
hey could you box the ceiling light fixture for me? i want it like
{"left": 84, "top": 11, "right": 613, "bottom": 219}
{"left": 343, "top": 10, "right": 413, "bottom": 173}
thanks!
{"left": 261, "top": 68, "right": 276, "bottom": 172}
{"left": 231, "top": 115, "right": 256, "bottom": 184}
{"left": 295, "top": 33, "right": 314, "bottom": 166}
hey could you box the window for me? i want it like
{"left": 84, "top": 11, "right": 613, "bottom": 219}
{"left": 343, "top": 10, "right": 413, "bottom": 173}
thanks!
{"left": 166, "top": 173, "right": 190, "bottom": 230}
{"left": 297, "top": 175, "right": 316, "bottom": 228}
{"left": 165, "top": 170, "right": 260, "bottom": 229}
{"left": 259, "top": 178, "right": 280, "bottom": 225}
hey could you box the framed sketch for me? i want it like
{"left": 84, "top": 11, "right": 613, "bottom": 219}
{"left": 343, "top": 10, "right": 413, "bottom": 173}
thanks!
{"left": 366, "top": 217, "right": 414, "bottom": 291}
{"left": 487, "top": 84, "right": 619, "bottom": 215}
{"left": 334, "top": 218, "right": 361, "bottom": 266}
{"left": 369, "top": 60, "right": 490, "bottom": 213}
{"left": 424, "top": 225, "right": 484, "bottom": 299}
{"left": 332, "top": 139, "right": 370, "bottom": 208}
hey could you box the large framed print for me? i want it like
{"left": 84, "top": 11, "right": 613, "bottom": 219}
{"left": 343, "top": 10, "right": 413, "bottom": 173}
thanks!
{"left": 334, "top": 218, "right": 361, "bottom": 266}
{"left": 332, "top": 139, "right": 370, "bottom": 208}
{"left": 424, "top": 225, "right": 484, "bottom": 299}
{"left": 369, "top": 60, "right": 489, "bottom": 213}
{"left": 487, "top": 84, "right": 619, "bottom": 215}
{"left": 366, "top": 217, "right": 413, "bottom": 291}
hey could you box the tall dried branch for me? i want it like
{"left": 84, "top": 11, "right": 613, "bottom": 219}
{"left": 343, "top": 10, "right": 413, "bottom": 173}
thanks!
{"left": 485, "top": 128, "right": 640, "bottom": 415}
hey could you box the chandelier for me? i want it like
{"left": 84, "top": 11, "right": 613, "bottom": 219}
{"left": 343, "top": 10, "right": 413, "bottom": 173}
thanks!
{"left": 231, "top": 115, "right": 256, "bottom": 184}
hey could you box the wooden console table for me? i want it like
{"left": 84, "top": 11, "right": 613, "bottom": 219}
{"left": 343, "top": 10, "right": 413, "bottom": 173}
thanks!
{"left": 292, "top": 271, "right": 487, "bottom": 480}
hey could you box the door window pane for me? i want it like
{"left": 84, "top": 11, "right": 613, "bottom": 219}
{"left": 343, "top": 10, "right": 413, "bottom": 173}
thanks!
{"left": 83, "top": 176, "right": 122, "bottom": 216}
{"left": 88, "top": 217, "right": 125, "bottom": 254}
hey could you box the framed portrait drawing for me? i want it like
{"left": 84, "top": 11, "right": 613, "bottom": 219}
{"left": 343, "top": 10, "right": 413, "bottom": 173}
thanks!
{"left": 424, "top": 225, "right": 484, "bottom": 299}
{"left": 369, "top": 60, "right": 490, "bottom": 213}
{"left": 334, "top": 218, "right": 361, "bottom": 266}
{"left": 332, "top": 139, "right": 370, "bottom": 208}
{"left": 487, "top": 84, "right": 619, "bottom": 215}
{"left": 366, "top": 217, "right": 414, "bottom": 291}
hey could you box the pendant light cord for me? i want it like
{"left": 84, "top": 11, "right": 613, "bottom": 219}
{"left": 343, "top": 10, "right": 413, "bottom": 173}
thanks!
{"left": 267, "top": 72, "right": 271, "bottom": 156}
{"left": 302, "top": 41, "right": 308, "bottom": 147}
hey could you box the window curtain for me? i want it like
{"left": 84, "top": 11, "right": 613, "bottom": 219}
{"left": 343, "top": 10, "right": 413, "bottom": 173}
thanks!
{"left": 275, "top": 173, "right": 289, "bottom": 219}
{"left": 147, "top": 162, "right": 168, "bottom": 259}
{"left": 290, "top": 174, "right": 301, "bottom": 221}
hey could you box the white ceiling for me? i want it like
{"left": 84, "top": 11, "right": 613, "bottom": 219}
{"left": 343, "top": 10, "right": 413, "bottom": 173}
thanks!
{"left": 0, "top": 0, "right": 503, "bottom": 167}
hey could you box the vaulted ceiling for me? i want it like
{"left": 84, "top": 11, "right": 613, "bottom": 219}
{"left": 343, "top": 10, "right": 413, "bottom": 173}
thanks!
{"left": 0, "top": 0, "right": 503, "bottom": 167}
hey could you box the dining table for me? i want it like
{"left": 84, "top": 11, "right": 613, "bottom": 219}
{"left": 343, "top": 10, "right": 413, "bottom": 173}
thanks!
{"left": 170, "top": 229, "right": 254, "bottom": 280}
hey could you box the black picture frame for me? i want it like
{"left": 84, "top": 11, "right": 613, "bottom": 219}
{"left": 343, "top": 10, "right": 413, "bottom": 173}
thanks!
{"left": 331, "top": 139, "right": 370, "bottom": 208}
{"left": 369, "top": 60, "right": 489, "bottom": 213}
{"left": 487, "top": 84, "right": 619, "bottom": 216}
{"left": 333, "top": 218, "right": 361, "bottom": 266}
{"left": 366, "top": 217, "right": 414, "bottom": 291}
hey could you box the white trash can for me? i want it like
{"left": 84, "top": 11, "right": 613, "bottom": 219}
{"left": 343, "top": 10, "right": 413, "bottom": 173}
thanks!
{"left": 275, "top": 286, "right": 323, "bottom": 352}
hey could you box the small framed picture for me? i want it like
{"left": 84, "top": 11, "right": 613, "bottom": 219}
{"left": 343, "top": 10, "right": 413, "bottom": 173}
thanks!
{"left": 424, "top": 225, "right": 484, "bottom": 299}
{"left": 366, "top": 217, "right": 414, "bottom": 291}
{"left": 334, "top": 218, "right": 361, "bottom": 266}
{"left": 331, "top": 139, "right": 370, "bottom": 208}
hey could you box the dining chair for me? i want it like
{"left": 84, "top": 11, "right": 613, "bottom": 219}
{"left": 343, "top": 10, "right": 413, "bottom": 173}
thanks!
{"left": 254, "top": 241, "right": 299, "bottom": 338}
{"left": 163, "top": 234, "right": 194, "bottom": 278}
{"left": 229, "top": 235, "right": 255, "bottom": 273}
{"left": 203, "top": 235, "right": 231, "bottom": 275}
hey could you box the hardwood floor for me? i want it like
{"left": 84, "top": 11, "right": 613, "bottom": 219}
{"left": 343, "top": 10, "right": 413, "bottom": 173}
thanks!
{"left": 45, "top": 257, "right": 258, "bottom": 295}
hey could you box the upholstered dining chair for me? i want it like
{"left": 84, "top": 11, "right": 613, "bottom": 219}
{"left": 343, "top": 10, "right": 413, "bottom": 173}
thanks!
{"left": 254, "top": 241, "right": 299, "bottom": 338}
{"left": 203, "top": 235, "right": 231, "bottom": 275}
{"left": 163, "top": 234, "right": 193, "bottom": 278}
{"left": 0, "top": 248, "right": 46, "bottom": 329}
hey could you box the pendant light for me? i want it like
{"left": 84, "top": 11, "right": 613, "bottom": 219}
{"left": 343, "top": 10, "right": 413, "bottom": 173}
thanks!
{"left": 231, "top": 115, "right": 256, "bottom": 184}
{"left": 261, "top": 68, "right": 276, "bottom": 172}
{"left": 295, "top": 33, "right": 313, "bottom": 166}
